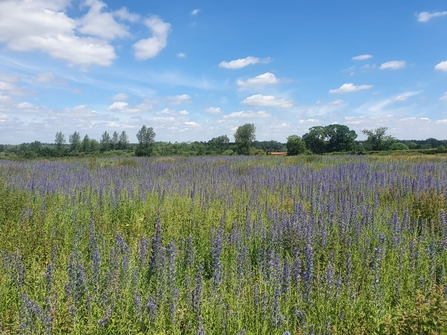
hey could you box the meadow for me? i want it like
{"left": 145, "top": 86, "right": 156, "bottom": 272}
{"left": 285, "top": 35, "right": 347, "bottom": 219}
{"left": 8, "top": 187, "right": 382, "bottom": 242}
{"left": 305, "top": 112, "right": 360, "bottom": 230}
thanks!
{"left": 0, "top": 155, "right": 447, "bottom": 334}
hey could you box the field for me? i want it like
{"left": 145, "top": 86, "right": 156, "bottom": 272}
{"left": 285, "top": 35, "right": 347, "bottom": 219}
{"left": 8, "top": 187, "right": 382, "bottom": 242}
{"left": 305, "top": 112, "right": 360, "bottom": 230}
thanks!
{"left": 1, "top": 155, "right": 447, "bottom": 334}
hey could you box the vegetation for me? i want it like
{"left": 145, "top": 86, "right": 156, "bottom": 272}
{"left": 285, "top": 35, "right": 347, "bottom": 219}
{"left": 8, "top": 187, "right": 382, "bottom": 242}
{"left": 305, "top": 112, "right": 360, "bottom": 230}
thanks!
{"left": 1, "top": 124, "right": 447, "bottom": 160}
{"left": 1, "top": 155, "right": 447, "bottom": 334}
{"left": 286, "top": 135, "right": 306, "bottom": 155}
{"left": 234, "top": 123, "right": 256, "bottom": 155}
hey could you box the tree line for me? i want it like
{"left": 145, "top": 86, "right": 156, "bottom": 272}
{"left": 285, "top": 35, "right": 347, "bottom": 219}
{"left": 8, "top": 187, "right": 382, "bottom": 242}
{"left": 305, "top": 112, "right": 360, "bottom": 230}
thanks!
{"left": 1, "top": 124, "right": 446, "bottom": 159}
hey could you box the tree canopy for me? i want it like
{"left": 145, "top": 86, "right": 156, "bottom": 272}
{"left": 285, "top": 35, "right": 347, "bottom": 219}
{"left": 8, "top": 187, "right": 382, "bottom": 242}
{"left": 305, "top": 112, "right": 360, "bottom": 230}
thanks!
{"left": 286, "top": 135, "right": 306, "bottom": 155}
{"left": 234, "top": 123, "right": 256, "bottom": 155}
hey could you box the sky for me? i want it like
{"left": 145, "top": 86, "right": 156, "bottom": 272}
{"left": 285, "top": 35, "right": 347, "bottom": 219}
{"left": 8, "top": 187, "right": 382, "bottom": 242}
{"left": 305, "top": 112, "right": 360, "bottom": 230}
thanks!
{"left": 0, "top": 0, "right": 447, "bottom": 144}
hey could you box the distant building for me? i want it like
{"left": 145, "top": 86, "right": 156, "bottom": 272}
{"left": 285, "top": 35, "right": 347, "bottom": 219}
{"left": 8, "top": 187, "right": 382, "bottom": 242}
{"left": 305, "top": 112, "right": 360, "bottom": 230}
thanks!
{"left": 269, "top": 151, "right": 287, "bottom": 155}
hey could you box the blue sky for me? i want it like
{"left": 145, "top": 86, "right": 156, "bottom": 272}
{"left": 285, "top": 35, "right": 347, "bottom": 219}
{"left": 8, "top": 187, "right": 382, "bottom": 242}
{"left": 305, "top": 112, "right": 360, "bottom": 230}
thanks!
{"left": 0, "top": 0, "right": 446, "bottom": 144}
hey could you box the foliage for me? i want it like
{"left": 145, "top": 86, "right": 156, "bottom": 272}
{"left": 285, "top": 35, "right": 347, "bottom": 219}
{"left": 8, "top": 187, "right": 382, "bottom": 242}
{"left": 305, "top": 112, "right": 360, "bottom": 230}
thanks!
{"left": 390, "top": 142, "right": 409, "bottom": 150}
{"left": 69, "top": 131, "right": 81, "bottom": 151}
{"left": 136, "top": 125, "right": 156, "bottom": 156}
{"left": 362, "top": 127, "right": 396, "bottom": 151}
{"left": 1, "top": 156, "right": 447, "bottom": 334}
{"left": 286, "top": 135, "right": 306, "bottom": 155}
{"left": 302, "top": 124, "right": 357, "bottom": 154}
{"left": 234, "top": 123, "right": 256, "bottom": 155}
{"left": 208, "top": 135, "right": 230, "bottom": 154}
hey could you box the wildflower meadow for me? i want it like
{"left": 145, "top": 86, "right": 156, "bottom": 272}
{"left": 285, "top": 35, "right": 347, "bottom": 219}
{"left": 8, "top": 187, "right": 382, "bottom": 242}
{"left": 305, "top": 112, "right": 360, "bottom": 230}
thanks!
{"left": 1, "top": 155, "right": 447, "bottom": 334}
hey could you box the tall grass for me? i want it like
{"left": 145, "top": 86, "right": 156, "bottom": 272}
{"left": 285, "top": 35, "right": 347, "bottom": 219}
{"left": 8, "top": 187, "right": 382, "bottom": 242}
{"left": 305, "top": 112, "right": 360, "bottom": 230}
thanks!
{"left": 0, "top": 156, "right": 447, "bottom": 334}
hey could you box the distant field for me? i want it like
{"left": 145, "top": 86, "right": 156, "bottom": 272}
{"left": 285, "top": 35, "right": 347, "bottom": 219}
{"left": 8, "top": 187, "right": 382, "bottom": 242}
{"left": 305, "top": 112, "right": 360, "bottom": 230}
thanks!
{"left": 1, "top": 156, "right": 447, "bottom": 334}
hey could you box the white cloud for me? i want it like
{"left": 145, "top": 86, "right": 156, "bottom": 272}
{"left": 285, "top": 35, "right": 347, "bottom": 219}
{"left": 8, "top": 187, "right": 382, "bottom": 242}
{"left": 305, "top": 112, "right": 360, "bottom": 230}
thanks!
{"left": 357, "top": 91, "right": 420, "bottom": 113}
{"left": 113, "top": 7, "right": 140, "bottom": 23}
{"left": 380, "top": 61, "right": 406, "bottom": 70}
{"left": 219, "top": 56, "right": 270, "bottom": 69}
{"left": 33, "top": 72, "right": 56, "bottom": 84}
{"left": 0, "top": 93, "right": 13, "bottom": 105}
{"left": 77, "top": 0, "right": 131, "bottom": 40}
{"left": 177, "top": 52, "right": 186, "bottom": 58}
{"left": 352, "top": 54, "right": 373, "bottom": 61}
{"left": 111, "top": 93, "right": 129, "bottom": 101}
{"left": 167, "top": 94, "right": 191, "bottom": 105}
{"left": 157, "top": 108, "right": 189, "bottom": 116}
{"left": 0, "top": 0, "right": 117, "bottom": 68}
{"left": 329, "top": 83, "right": 373, "bottom": 94}
{"left": 440, "top": 92, "right": 447, "bottom": 101}
{"left": 191, "top": 9, "right": 200, "bottom": 16}
{"left": 223, "top": 111, "right": 271, "bottom": 119}
{"left": 417, "top": 11, "right": 447, "bottom": 22}
{"left": 435, "top": 60, "right": 447, "bottom": 72}
{"left": 206, "top": 107, "right": 222, "bottom": 115}
{"left": 242, "top": 94, "right": 293, "bottom": 108}
{"left": 237, "top": 72, "right": 280, "bottom": 87}
{"left": 133, "top": 15, "right": 171, "bottom": 60}
{"left": 0, "top": 80, "right": 31, "bottom": 96}
{"left": 17, "top": 102, "right": 34, "bottom": 109}
{"left": 107, "top": 101, "right": 128, "bottom": 111}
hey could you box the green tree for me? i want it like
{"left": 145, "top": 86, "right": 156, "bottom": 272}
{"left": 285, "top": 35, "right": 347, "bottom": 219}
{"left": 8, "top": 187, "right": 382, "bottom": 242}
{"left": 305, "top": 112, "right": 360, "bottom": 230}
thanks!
{"left": 118, "top": 131, "right": 129, "bottom": 150}
{"left": 286, "top": 135, "right": 306, "bottom": 155}
{"left": 208, "top": 135, "right": 230, "bottom": 154}
{"left": 325, "top": 124, "right": 357, "bottom": 152}
{"left": 136, "top": 125, "right": 156, "bottom": 156}
{"left": 90, "top": 139, "right": 100, "bottom": 153}
{"left": 302, "top": 126, "right": 327, "bottom": 154}
{"left": 69, "top": 131, "right": 81, "bottom": 152}
{"left": 234, "top": 123, "right": 256, "bottom": 155}
{"left": 362, "top": 127, "right": 395, "bottom": 151}
{"left": 111, "top": 131, "right": 119, "bottom": 150}
{"left": 100, "top": 131, "right": 111, "bottom": 152}
{"left": 81, "top": 135, "right": 91, "bottom": 153}
{"left": 54, "top": 132, "right": 66, "bottom": 151}
{"left": 390, "top": 142, "right": 409, "bottom": 150}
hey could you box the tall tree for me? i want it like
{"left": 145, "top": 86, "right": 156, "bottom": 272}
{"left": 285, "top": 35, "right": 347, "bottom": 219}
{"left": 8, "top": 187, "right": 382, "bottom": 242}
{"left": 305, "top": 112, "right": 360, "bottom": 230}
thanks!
{"left": 118, "top": 131, "right": 129, "bottom": 150}
{"left": 111, "top": 131, "right": 119, "bottom": 150}
{"left": 208, "top": 135, "right": 230, "bottom": 154}
{"left": 136, "top": 125, "right": 156, "bottom": 156}
{"left": 286, "top": 135, "right": 306, "bottom": 155}
{"left": 100, "top": 131, "right": 111, "bottom": 152}
{"left": 325, "top": 124, "right": 357, "bottom": 152}
{"left": 55, "top": 132, "right": 66, "bottom": 151}
{"left": 69, "top": 131, "right": 81, "bottom": 152}
{"left": 81, "top": 134, "right": 90, "bottom": 153}
{"left": 302, "top": 126, "right": 327, "bottom": 154}
{"left": 234, "top": 123, "right": 256, "bottom": 155}
{"left": 362, "top": 127, "right": 395, "bottom": 151}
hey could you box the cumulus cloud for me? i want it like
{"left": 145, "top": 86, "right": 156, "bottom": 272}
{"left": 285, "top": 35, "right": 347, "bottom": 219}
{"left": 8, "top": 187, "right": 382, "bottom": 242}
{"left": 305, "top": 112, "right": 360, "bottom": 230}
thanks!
{"left": 417, "top": 11, "right": 447, "bottom": 22}
{"left": 435, "top": 60, "right": 447, "bottom": 72}
{"left": 111, "top": 93, "right": 129, "bottom": 101}
{"left": 380, "top": 61, "right": 406, "bottom": 70}
{"left": 177, "top": 52, "right": 186, "bottom": 58}
{"left": 191, "top": 9, "right": 200, "bottom": 16}
{"left": 206, "top": 107, "right": 222, "bottom": 115}
{"left": 352, "top": 54, "right": 373, "bottom": 61}
{"left": 0, "top": 80, "right": 31, "bottom": 96}
{"left": 223, "top": 111, "right": 271, "bottom": 119}
{"left": 113, "top": 7, "right": 140, "bottom": 23}
{"left": 107, "top": 101, "right": 128, "bottom": 111}
{"left": 157, "top": 108, "right": 188, "bottom": 116}
{"left": 219, "top": 56, "right": 270, "bottom": 69}
{"left": 167, "top": 94, "right": 191, "bottom": 105}
{"left": 440, "top": 92, "right": 447, "bottom": 101}
{"left": 329, "top": 83, "right": 373, "bottom": 94}
{"left": 77, "top": 0, "right": 131, "bottom": 40}
{"left": 242, "top": 94, "right": 293, "bottom": 108}
{"left": 0, "top": 0, "right": 118, "bottom": 68}
{"left": 0, "top": 93, "right": 14, "bottom": 105}
{"left": 237, "top": 72, "right": 280, "bottom": 87}
{"left": 133, "top": 15, "right": 171, "bottom": 60}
